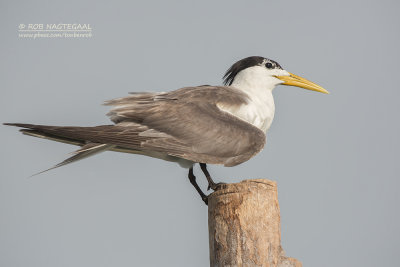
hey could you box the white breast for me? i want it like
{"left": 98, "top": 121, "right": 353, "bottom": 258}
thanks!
{"left": 217, "top": 91, "right": 275, "bottom": 133}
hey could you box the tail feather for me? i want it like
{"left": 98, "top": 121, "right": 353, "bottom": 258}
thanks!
{"left": 31, "top": 143, "right": 114, "bottom": 176}
{"left": 21, "top": 129, "right": 86, "bottom": 146}
{"left": 3, "top": 123, "right": 126, "bottom": 147}
{"left": 4, "top": 123, "right": 116, "bottom": 175}
{"left": 4, "top": 122, "right": 144, "bottom": 155}
{"left": 4, "top": 123, "right": 88, "bottom": 146}
{"left": 4, "top": 122, "right": 189, "bottom": 174}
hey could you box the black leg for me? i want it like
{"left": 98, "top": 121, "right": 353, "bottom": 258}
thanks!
{"left": 200, "top": 163, "right": 218, "bottom": 191}
{"left": 188, "top": 167, "right": 208, "bottom": 205}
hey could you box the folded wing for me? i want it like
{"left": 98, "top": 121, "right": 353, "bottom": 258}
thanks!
{"left": 104, "top": 86, "right": 266, "bottom": 166}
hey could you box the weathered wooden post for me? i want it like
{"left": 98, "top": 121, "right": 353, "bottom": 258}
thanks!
{"left": 208, "top": 179, "right": 301, "bottom": 267}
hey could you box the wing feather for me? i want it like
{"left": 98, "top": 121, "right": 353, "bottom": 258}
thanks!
{"left": 104, "top": 86, "right": 266, "bottom": 166}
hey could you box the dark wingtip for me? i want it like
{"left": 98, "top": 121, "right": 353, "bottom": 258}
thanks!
{"left": 4, "top": 123, "right": 30, "bottom": 127}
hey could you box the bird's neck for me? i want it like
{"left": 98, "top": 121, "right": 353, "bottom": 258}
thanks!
{"left": 227, "top": 78, "right": 276, "bottom": 133}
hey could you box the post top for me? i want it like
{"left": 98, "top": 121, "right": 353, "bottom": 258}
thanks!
{"left": 210, "top": 178, "right": 277, "bottom": 198}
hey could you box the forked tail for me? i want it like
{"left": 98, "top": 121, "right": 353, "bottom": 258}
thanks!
{"left": 4, "top": 123, "right": 115, "bottom": 175}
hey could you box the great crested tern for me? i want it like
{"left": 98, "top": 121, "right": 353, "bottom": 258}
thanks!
{"left": 5, "top": 56, "right": 328, "bottom": 204}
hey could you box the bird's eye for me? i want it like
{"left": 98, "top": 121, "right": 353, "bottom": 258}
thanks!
{"left": 265, "top": 63, "right": 273, "bottom": 69}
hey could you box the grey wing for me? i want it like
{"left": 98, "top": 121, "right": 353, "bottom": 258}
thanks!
{"left": 104, "top": 86, "right": 266, "bottom": 166}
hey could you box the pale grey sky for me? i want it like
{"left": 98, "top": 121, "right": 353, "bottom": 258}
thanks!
{"left": 1, "top": 1, "right": 399, "bottom": 266}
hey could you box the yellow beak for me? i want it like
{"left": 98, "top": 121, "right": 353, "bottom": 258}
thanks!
{"left": 275, "top": 72, "right": 329, "bottom": 94}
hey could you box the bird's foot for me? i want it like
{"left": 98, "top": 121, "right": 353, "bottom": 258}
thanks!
{"left": 207, "top": 182, "right": 226, "bottom": 191}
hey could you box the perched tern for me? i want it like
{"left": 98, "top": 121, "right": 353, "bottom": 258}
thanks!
{"left": 5, "top": 56, "right": 328, "bottom": 204}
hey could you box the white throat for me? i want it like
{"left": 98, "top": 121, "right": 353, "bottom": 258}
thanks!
{"left": 220, "top": 66, "right": 289, "bottom": 133}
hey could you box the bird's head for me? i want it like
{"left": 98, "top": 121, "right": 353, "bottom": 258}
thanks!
{"left": 223, "top": 56, "right": 329, "bottom": 94}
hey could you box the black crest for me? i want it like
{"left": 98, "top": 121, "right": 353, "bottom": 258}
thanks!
{"left": 223, "top": 56, "right": 283, "bottom": 86}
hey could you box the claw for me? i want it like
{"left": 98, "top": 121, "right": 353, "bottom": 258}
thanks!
{"left": 209, "top": 182, "right": 225, "bottom": 191}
